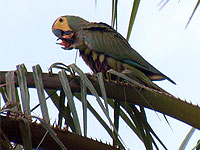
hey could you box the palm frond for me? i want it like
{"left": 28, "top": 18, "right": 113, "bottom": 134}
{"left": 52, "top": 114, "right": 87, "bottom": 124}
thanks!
{"left": 58, "top": 70, "right": 82, "bottom": 135}
{"left": 16, "top": 64, "right": 31, "bottom": 115}
{"left": 179, "top": 127, "right": 196, "bottom": 150}
{"left": 185, "top": 0, "right": 200, "bottom": 28}
{"left": 111, "top": 0, "right": 118, "bottom": 29}
{"left": 33, "top": 65, "right": 50, "bottom": 122}
{"left": 1, "top": 64, "right": 200, "bottom": 149}
{"left": 126, "top": 0, "right": 140, "bottom": 41}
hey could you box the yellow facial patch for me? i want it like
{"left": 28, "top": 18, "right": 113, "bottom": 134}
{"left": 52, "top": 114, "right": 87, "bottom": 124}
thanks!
{"left": 52, "top": 16, "right": 72, "bottom": 32}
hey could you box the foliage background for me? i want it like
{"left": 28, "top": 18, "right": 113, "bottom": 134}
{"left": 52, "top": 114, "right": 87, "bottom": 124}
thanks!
{"left": 0, "top": 0, "right": 200, "bottom": 149}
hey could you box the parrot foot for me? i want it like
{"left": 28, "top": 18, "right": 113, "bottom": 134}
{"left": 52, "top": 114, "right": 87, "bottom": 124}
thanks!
{"left": 105, "top": 71, "right": 123, "bottom": 84}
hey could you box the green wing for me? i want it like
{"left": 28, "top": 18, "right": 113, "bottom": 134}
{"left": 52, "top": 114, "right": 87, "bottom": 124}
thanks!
{"left": 80, "top": 22, "right": 175, "bottom": 84}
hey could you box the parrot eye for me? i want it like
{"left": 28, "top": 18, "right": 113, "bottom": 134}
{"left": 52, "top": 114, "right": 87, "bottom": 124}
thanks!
{"left": 59, "top": 18, "right": 63, "bottom": 23}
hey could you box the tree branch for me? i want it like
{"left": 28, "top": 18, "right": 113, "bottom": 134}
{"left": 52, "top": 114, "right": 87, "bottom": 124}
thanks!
{"left": 0, "top": 115, "right": 118, "bottom": 150}
{"left": 0, "top": 71, "right": 200, "bottom": 129}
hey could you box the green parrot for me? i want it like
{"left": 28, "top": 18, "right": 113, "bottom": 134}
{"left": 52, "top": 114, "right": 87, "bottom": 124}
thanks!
{"left": 52, "top": 15, "right": 175, "bottom": 89}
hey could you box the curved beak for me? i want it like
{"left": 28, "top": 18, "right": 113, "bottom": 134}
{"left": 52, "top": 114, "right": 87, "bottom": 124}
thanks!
{"left": 52, "top": 28, "right": 74, "bottom": 49}
{"left": 52, "top": 28, "right": 74, "bottom": 38}
{"left": 52, "top": 29, "right": 64, "bottom": 37}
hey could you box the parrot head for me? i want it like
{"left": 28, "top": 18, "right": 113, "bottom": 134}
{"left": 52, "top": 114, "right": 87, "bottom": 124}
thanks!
{"left": 52, "top": 16, "right": 75, "bottom": 49}
{"left": 52, "top": 16, "right": 89, "bottom": 50}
